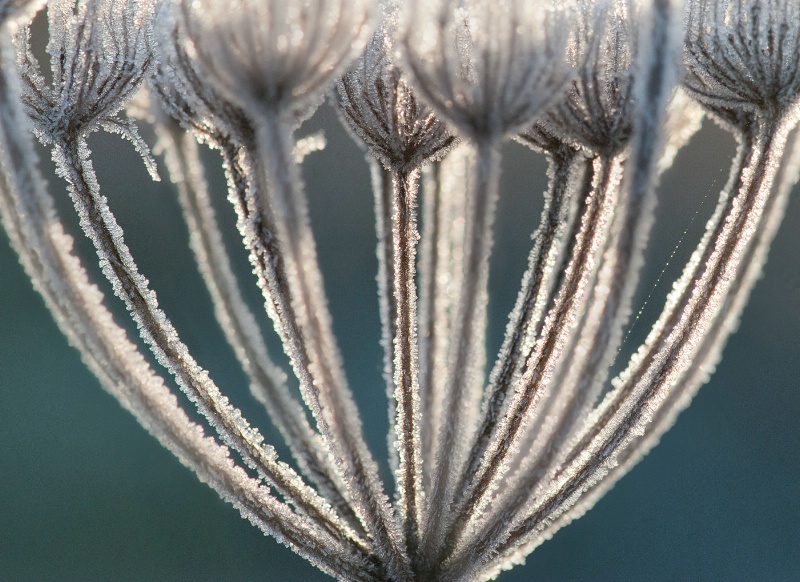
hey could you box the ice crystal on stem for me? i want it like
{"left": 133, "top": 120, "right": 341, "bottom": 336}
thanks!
{"left": 401, "top": 3, "right": 574, "bottom": 568}
{"left": 1, "top": 0, "right": 799, "bottom": 580}
{"left": 337, "top": 2, "right": 457, "bottom": 559}
{"left": 176, "top": 1, "right": 413, "bottom": 579}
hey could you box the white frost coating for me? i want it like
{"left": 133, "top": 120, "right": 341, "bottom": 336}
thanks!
{"left": 15, "top": 0, "right": 364, "bottom": 553}
{"left": 153, "top": 4, "right": 375, "bottom": 545}
{"left": 337, "top": 6, "right": 456, "bottom": 173}
{"left": 418, "top": 147, "right": 470, "bottom": 488}
{"left": 447, "top": 154, "right": 623, "bottom": 571}
{"left": 336, "top": 6, "right": 461, "bottom": 550}
{"left": 251, "top": 116, "right": 410, "bottom": 578}
{"left": 370, "top": 161, "right": 401, "bottom": 475}
{"left": 51, "top": 134, "right": 363, "bottom": 552}
{"left": 445, "top": 0, "right": 686, "bottom": 573}
{"left": 659, "top": 89, "right": 705, "bottom": 173}
{"left": 152, "top": 113, "right": 363, "bottom": 537}
{"left": 483, "top": 120, "right": 795, "bottom": 580}
{"left": 18, "top": 0, "right": 154, "bottom": 145}
{"left": 513, "top": 8, "right": 800, "bottom": 555}
{"left": 458, "top": 0, "right": 640, "bottom": 527}
{"left": 386, "top": 168, "right": 425, "bottom": 549}
{"left": 178, "top": 2, "right": 412, "bottom": 577}
{"left": 420, "top": 139, "right": 501, "bottom": 569}
{"left": 483, "top": 0, "right": 649, "bottom": 524}
{"left": 294, "top": 131, "right": 327, "bottom": 163}
{"left": 521, "top": 131, "right": 800, "bottom": 560}
{"left": 99, "top": 117, "right": 161, "bottom": 181}
{"left": 490, "top": 30, "right": 799, "bottom": 575}
{"left": 488, "top": 85, "right": 704, "bottom": 518}
{"left": 684, "top": 0, "right": 800, "bottom": 123}
{"left": 178, "top": 0, "right": 377, "bottom": 117}
{"left": 462, "top": 86, "right": 705, "bottom": 568}
{"left": 0, "top": 35, "right": 368, "bottom": 579}
{"left": 7, "top": 0, "right": 800, "bottom": 578}
{"left": 402, "top": 0, "right": 573, "bottom": 142}
{"left": 402, "top": 1, "right": 575, "bottom": 562}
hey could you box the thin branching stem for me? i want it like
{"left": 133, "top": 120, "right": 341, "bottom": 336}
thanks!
{"left": 388, "top": 167, "right": 425, "bottom": 559}
{"left": 527, "top": 130, "right": 800, "bottom": 557}
{"left": 417, "top": 155, "right": 469, "bottom": 494}
{"left": 441, "top": 152, "right": 622, "bottom": 567}
{"left": 0, "top": 35, "right": 372, "bottom": 580}
{"left": 252, "top": 111, "right": 411, "bottom": 580}
{"left": 154, "top": 117, "right": 365, "bottom": 537}
{"left": 6, "top": 0, "right": 800, "bottom": 578}
{"left": 499, "top": 113, "right": 790, "bottom": 564}
{"left": 423, "top": 137, "right": 500, "bottom": 572}
{"left": 455, "top": 141, "right": 585, "bottom": 499}
{"left": 51, "top": 132, "right": 366, "bottom": 554}
{"left": 371, "top": 160, "right": 400, "bottom": 477}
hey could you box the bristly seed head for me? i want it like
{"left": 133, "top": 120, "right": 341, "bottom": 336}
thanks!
{"left": 684, "top": 0, "right": 800, "bottom": 128}
{"left": 337, "top": 6, "right": 457, "bottom": 173}
{"left": 149, "top": 2, "right": 250, "bottom": 146}
{"left": 401, "top": 0, "right": 575, "bottom": 144}
{"left": 539, "top": 0, "right": 638, "bottom": 157}
{"left": 15, "top": 0, "right": 154, "bottom": 144}
{"left": 177, "top": 0, "right": 377, "bottom": 120}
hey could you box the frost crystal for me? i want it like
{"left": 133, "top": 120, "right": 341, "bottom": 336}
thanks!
{"left": 2, "top": 0, "right": 798, "bottom": 580}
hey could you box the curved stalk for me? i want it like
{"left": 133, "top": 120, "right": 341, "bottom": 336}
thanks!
{"left": 497, "top": 114, "right": 791, "bottom": 567}
{"left": 516, "top": 125, "right": 800, "bottom": 560}
{"left": 441, "top": 153, "right": 622, "bottom": 563}
{"left": 51, "top": 133, "right": 363, "bottom": 554}
{"left": 0, "top": 36, "right": 372, "bottom": 580}
{"left": 455, "top": 142, "right": 586, "bottom": 499}
{"left": 155, "top": 118, "right": 363, "bottom": 535}
{"left": 252, "top": 112, "right": 411, "bottom": 580}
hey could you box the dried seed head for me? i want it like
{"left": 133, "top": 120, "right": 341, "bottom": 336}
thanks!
{"left": 178, "top": 0, "right": 377, "bottom": 119}
{"left": 337, "top": 8, "right": 457, "bottom": 172}
{"left": 401, "top": 0, "right": 574, "bottom": 143}
{"left": 684, "top": 0, "right": 800, "bottom": 127}
{"left": 150, "top": 3, "right": 249, "bottom": 144}
{"left": 16, "top": 0, "right": 154, "bottom": 145}
{"left": 542, "top": 0, "right": 637, "bottom": 156}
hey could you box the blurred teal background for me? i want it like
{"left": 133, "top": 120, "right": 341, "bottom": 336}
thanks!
{"left": 1, "top": 103, "right": 799, "bottom": 581}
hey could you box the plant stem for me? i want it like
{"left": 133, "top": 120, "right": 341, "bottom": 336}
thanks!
{"left": 156, "top": 117, "right": 364, "bottom": 536}
{"left": 423, "top": 137, "right": 500, "bottom": 572}
{"left": 0, "top": 35, "right": 372, "bottom": 581}
{"left": 443, "top": 153, "right": 622, "bottom": 569}
{"left": 387, "top": 167, "right": 425, "bottom": 559}
{"left": 53, "top": 132, "right": 364, "bottom": 554}
{"left": 253, "top": 112, "right": 411, "bottom": 580}
{"left": 501, "top": 114, "right": 790, "bottom": 561}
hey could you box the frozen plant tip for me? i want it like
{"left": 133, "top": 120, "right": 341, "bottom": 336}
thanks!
{"left": 0, "top": 0, "right": 799, "bottom": 580}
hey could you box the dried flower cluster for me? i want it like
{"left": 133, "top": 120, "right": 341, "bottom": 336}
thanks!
{"left": 0, "top": 0, "right": 798, "bottom": 580}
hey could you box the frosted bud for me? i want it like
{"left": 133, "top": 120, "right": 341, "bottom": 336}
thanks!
{"left": 17, "top": 0, "right": 155, "bottom": 143}
{"left": 542, "top": 0, "right": 637, "bottom": 156}
{"left": 178, "top": 0, "right": 377, "bottom": 119}
{"left": 337, "top": 7, "right": 456, "bottom": 172}
{"left": 401, "top": 0, "right": 574, "bottom": 143}
{"left": 150, "top": 3, "right": 248, "bottom": 143}
{"left": 684, "top": 0, "right": 800, "bottom": 126}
